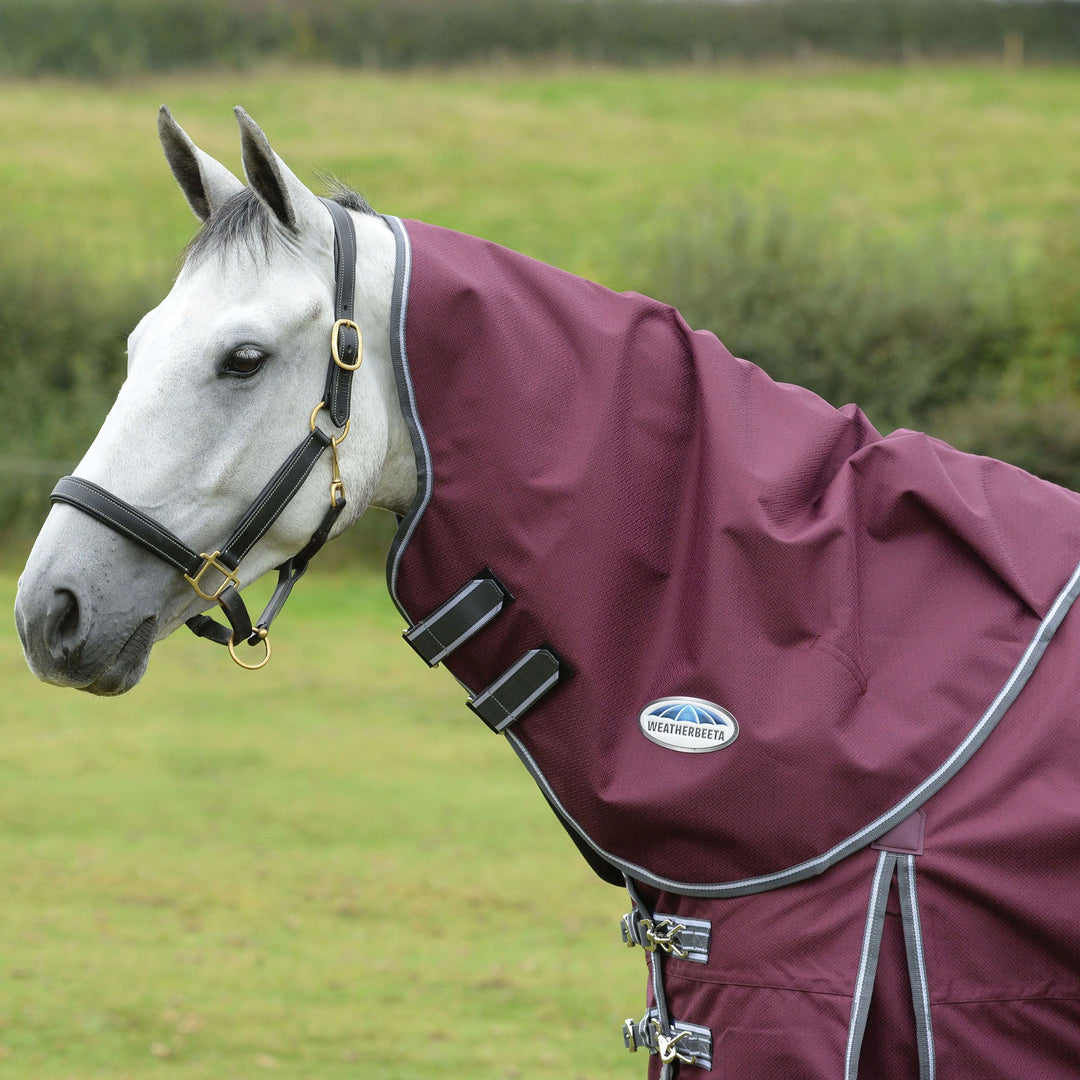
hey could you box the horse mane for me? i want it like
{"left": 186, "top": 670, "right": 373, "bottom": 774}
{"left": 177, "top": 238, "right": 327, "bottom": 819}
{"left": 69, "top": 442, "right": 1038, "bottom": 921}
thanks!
{"left": 181, "top": 181, "right": 375, "bottom": 267}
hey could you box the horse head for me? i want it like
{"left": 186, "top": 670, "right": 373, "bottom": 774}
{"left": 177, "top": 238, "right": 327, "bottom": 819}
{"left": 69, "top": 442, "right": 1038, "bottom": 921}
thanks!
{"left": 15, "top": 108, "right": 414, "bottom": 694}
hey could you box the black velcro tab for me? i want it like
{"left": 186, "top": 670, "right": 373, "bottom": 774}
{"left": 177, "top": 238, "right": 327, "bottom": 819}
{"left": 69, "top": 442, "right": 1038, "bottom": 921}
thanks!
{"left": 467, "top": 648, "right": 566, "bottom": 733}
{"left": 404, "top": 573, "right": 511, "bottom": 666}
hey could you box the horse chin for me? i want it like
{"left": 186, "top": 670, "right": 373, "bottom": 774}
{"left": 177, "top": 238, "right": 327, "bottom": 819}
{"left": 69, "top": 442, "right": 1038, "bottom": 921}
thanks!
{"left": 39, "top": 615, "right": 158, "bottom": 697}
{"left": 84, "top": 615, "right": 159, "bottom": 695}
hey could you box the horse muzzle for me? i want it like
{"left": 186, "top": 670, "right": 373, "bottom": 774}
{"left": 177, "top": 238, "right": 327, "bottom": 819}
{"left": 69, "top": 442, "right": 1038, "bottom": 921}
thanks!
{"left": 15, "top": 575, "right": 159, "bottom": 695}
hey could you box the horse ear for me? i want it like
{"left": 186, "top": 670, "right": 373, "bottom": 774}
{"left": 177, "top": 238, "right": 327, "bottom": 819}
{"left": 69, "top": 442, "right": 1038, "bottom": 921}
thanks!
{"left": 234, "top": 106, "right": 324, "bottom": 235}
{"left": 158, "top": 106, "right": 243, "bottom": 223}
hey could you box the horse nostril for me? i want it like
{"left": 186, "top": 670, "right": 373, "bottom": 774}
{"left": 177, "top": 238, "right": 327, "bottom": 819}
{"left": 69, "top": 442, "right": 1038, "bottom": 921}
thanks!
{"left": 44, "top": 587, "right": 84, "bottom": 661}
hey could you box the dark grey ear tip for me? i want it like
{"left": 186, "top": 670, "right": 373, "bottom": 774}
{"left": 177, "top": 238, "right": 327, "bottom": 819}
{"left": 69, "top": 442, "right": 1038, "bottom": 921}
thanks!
{"left": 233, "top": 106, "right": 259, "bottom": 136}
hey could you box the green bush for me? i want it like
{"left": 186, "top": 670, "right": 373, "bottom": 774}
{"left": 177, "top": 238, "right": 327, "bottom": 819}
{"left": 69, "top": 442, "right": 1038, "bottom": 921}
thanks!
{"left": 1012, "top": 215, "right": 1080, "bottom": 402}
{"left": 0, "top": 246, "right": 145, "bottom": 536}
{"left": 625, "top": 201, "right": 1023, "bottom": 435}
{"left": 3, "top": 0, "right": 1080, "bottom": 78}
{"left": 930, "top": 398, "right": 1080, "bottom": 491}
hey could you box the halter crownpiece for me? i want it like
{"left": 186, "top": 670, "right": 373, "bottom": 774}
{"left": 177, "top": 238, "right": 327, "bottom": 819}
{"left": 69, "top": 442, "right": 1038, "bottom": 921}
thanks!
{"left": 50, "top": 198, "right": 361, "bottom": 670}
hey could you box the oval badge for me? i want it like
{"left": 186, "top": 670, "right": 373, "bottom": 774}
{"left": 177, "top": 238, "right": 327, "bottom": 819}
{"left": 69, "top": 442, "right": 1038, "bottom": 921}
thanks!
{"left": 639, "top": 697, "right": 739, "bottom": 754}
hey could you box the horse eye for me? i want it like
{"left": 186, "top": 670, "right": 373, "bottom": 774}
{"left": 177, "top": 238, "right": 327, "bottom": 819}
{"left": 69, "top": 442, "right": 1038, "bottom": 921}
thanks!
{"left": 223, "top": 346, "right": 267, "bottom": 378}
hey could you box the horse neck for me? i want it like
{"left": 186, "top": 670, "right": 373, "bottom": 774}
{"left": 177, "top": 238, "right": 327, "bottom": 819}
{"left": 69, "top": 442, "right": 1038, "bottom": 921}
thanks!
{"left": 352, "top": 212, "right": 417, "bottom": 516}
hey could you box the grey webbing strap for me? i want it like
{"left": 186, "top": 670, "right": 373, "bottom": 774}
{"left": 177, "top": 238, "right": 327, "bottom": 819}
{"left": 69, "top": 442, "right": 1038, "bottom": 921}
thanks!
{"left": 845, "top": 850, "right": 899, "bottom": 1080}
{"left": 621, "top": 909, "right": 711, "bottom": 964}
{"left": 404, "top": 574, "right": 511, "bottom": 666}
{"left": 897, "top": 855, "right": 936, "bottom": 1080}
{"left": 623, "top": 1009, "right": 713, "bottom": 1071}
{"left": 467, "top": 647, "right": 565, "bottom": 732}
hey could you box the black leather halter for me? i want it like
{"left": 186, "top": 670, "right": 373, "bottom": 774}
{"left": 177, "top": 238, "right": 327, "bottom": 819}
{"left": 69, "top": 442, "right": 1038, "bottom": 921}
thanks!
{"left": 50, "top": 198, "right": 362, "bottom": 669}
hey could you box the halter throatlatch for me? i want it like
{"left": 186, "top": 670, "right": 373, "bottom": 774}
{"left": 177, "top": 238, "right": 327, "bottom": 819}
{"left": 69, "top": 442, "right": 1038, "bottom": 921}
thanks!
{"left": 50, "top": 198, "right": 361, "bottom": 669}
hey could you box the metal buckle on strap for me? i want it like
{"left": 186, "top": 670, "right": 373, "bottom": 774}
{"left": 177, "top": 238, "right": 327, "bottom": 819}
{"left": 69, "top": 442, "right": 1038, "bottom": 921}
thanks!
{"left": 331, "top": 317, "right": 363, "bottom": 371}
{"left": 621, "top": 910, "right": 710, "bottom": 963}
{"left": 309, "top": 401, "right": 350, "bottom": 508}
{"left": 185, "top": 551, "right": 240, "bottom": 601}
{"left": 647, "top": 919, "right": 690, "bottom": 960}
{"left": 622, "top": 1012, "right": 712, "bottom": 1069}
{"left": 656, "top": 1024, "right": 698, "bottom": 1066}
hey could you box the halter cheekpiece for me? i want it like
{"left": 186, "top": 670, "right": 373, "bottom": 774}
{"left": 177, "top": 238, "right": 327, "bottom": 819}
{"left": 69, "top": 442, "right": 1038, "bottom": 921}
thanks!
{"left": 50, "top": 198, "right": 362, "bottom": 670}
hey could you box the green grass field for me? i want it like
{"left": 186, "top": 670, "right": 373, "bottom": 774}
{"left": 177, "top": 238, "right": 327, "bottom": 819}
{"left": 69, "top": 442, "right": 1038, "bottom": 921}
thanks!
{"left": 1, "top": 565, "right": 635, "bottom": 1079}
{"left": 4, "top": 62, "right": 1080, "bottom": 294}
{"left": 5, "top": 59, "right": 1080, "bottom": 1078}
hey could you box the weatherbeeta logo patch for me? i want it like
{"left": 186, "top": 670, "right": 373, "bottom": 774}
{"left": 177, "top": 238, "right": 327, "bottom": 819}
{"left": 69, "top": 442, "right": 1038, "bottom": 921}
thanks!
{"left": 639, "top": 697, "right": 739, "bottom": 754}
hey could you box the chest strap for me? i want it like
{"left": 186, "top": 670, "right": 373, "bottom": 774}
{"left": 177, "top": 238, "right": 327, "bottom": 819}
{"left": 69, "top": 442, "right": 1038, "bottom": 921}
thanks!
{"left": 404, "top": 572, "right": 512, "bottom": 666}
{"left": 621, "top": 909, "right": 712, "bottom": 964}
{"left": 403, "top": 571, "right": 571, "bottom": 731}
{"left": 467, "top": 647, "right": 568, "bottom": 732}
{"left": 624, "top": 1009, "right": 713, "bottom": 1071}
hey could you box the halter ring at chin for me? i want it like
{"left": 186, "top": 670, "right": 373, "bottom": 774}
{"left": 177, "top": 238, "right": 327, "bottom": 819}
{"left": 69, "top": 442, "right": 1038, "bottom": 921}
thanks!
{"left": 228, "top": 628, "right": 271, "bottom": 670}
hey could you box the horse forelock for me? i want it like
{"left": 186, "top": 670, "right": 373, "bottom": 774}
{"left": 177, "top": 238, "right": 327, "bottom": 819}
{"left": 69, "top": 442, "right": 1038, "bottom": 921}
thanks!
{"left": 181, "top": 183, "right": 374, "bottom": 268}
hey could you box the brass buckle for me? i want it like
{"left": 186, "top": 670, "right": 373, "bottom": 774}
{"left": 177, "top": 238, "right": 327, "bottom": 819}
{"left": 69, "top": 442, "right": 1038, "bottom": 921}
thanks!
{"left": 185, "top": 551, "right": 240, "bottom": 602}
{"left": 653, "top": 1022, "right": 697, "bottom": 1067}
{"left": 646, "top": 918, "right": 689, "bottom": 959}
{"left": 331, "top": 318, "right": 363, "bottom": 371}
{"left": 228, "top": 628, "right": 271, "bottom": 671}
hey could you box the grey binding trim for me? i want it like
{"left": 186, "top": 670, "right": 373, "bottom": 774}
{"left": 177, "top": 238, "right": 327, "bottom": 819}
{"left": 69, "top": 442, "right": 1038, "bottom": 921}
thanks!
{"left": 844, "top": 850, "right": 897, "bottom": 1080}
{"left": 382, "top": 215, "right": 432, "bottom": 622}
{"left": 504, "top": 555, "right": 1080, "bottom": 897}
{"left": 897, "top": 855, "right": 936, "bottom": 1080}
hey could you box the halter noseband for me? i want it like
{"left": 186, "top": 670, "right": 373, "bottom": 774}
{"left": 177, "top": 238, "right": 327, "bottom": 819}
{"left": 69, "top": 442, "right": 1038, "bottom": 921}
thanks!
{"left": 50, "top": 198, "right": 362, "bottom": 670}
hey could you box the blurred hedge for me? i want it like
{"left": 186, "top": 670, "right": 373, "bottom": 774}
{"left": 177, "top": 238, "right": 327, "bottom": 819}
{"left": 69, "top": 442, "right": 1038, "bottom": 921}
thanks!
{"left": 624, "top": 201, "right": 1080, "bottom": 491}
{"left": 3, "top": 0, "right": 1080, "bottom": 78}
{"left": 0, "top": 252, "right": 143, "bottom": 537}
{"left": 4, "top": 203, "right": 1080, "bottom": 554}
{"left": 624, "top": 202, "right": 1025, "bottom": 434}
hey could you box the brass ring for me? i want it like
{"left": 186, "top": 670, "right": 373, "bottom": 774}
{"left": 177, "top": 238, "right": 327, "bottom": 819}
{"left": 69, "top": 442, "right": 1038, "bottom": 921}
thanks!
{"left": 309, "top": 401, "right": 350, "bottom": 443}
{"left": 227, "top": 631, "right": 271, "bottom": 671}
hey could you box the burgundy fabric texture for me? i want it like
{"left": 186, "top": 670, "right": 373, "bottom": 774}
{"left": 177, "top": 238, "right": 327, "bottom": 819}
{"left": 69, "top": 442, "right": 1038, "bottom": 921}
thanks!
{"left": 387, "top": 219, "right": 1080, "bottom": 1074}
{"left": 635, "top": 592, "right": 1080, "bottom": 1077}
